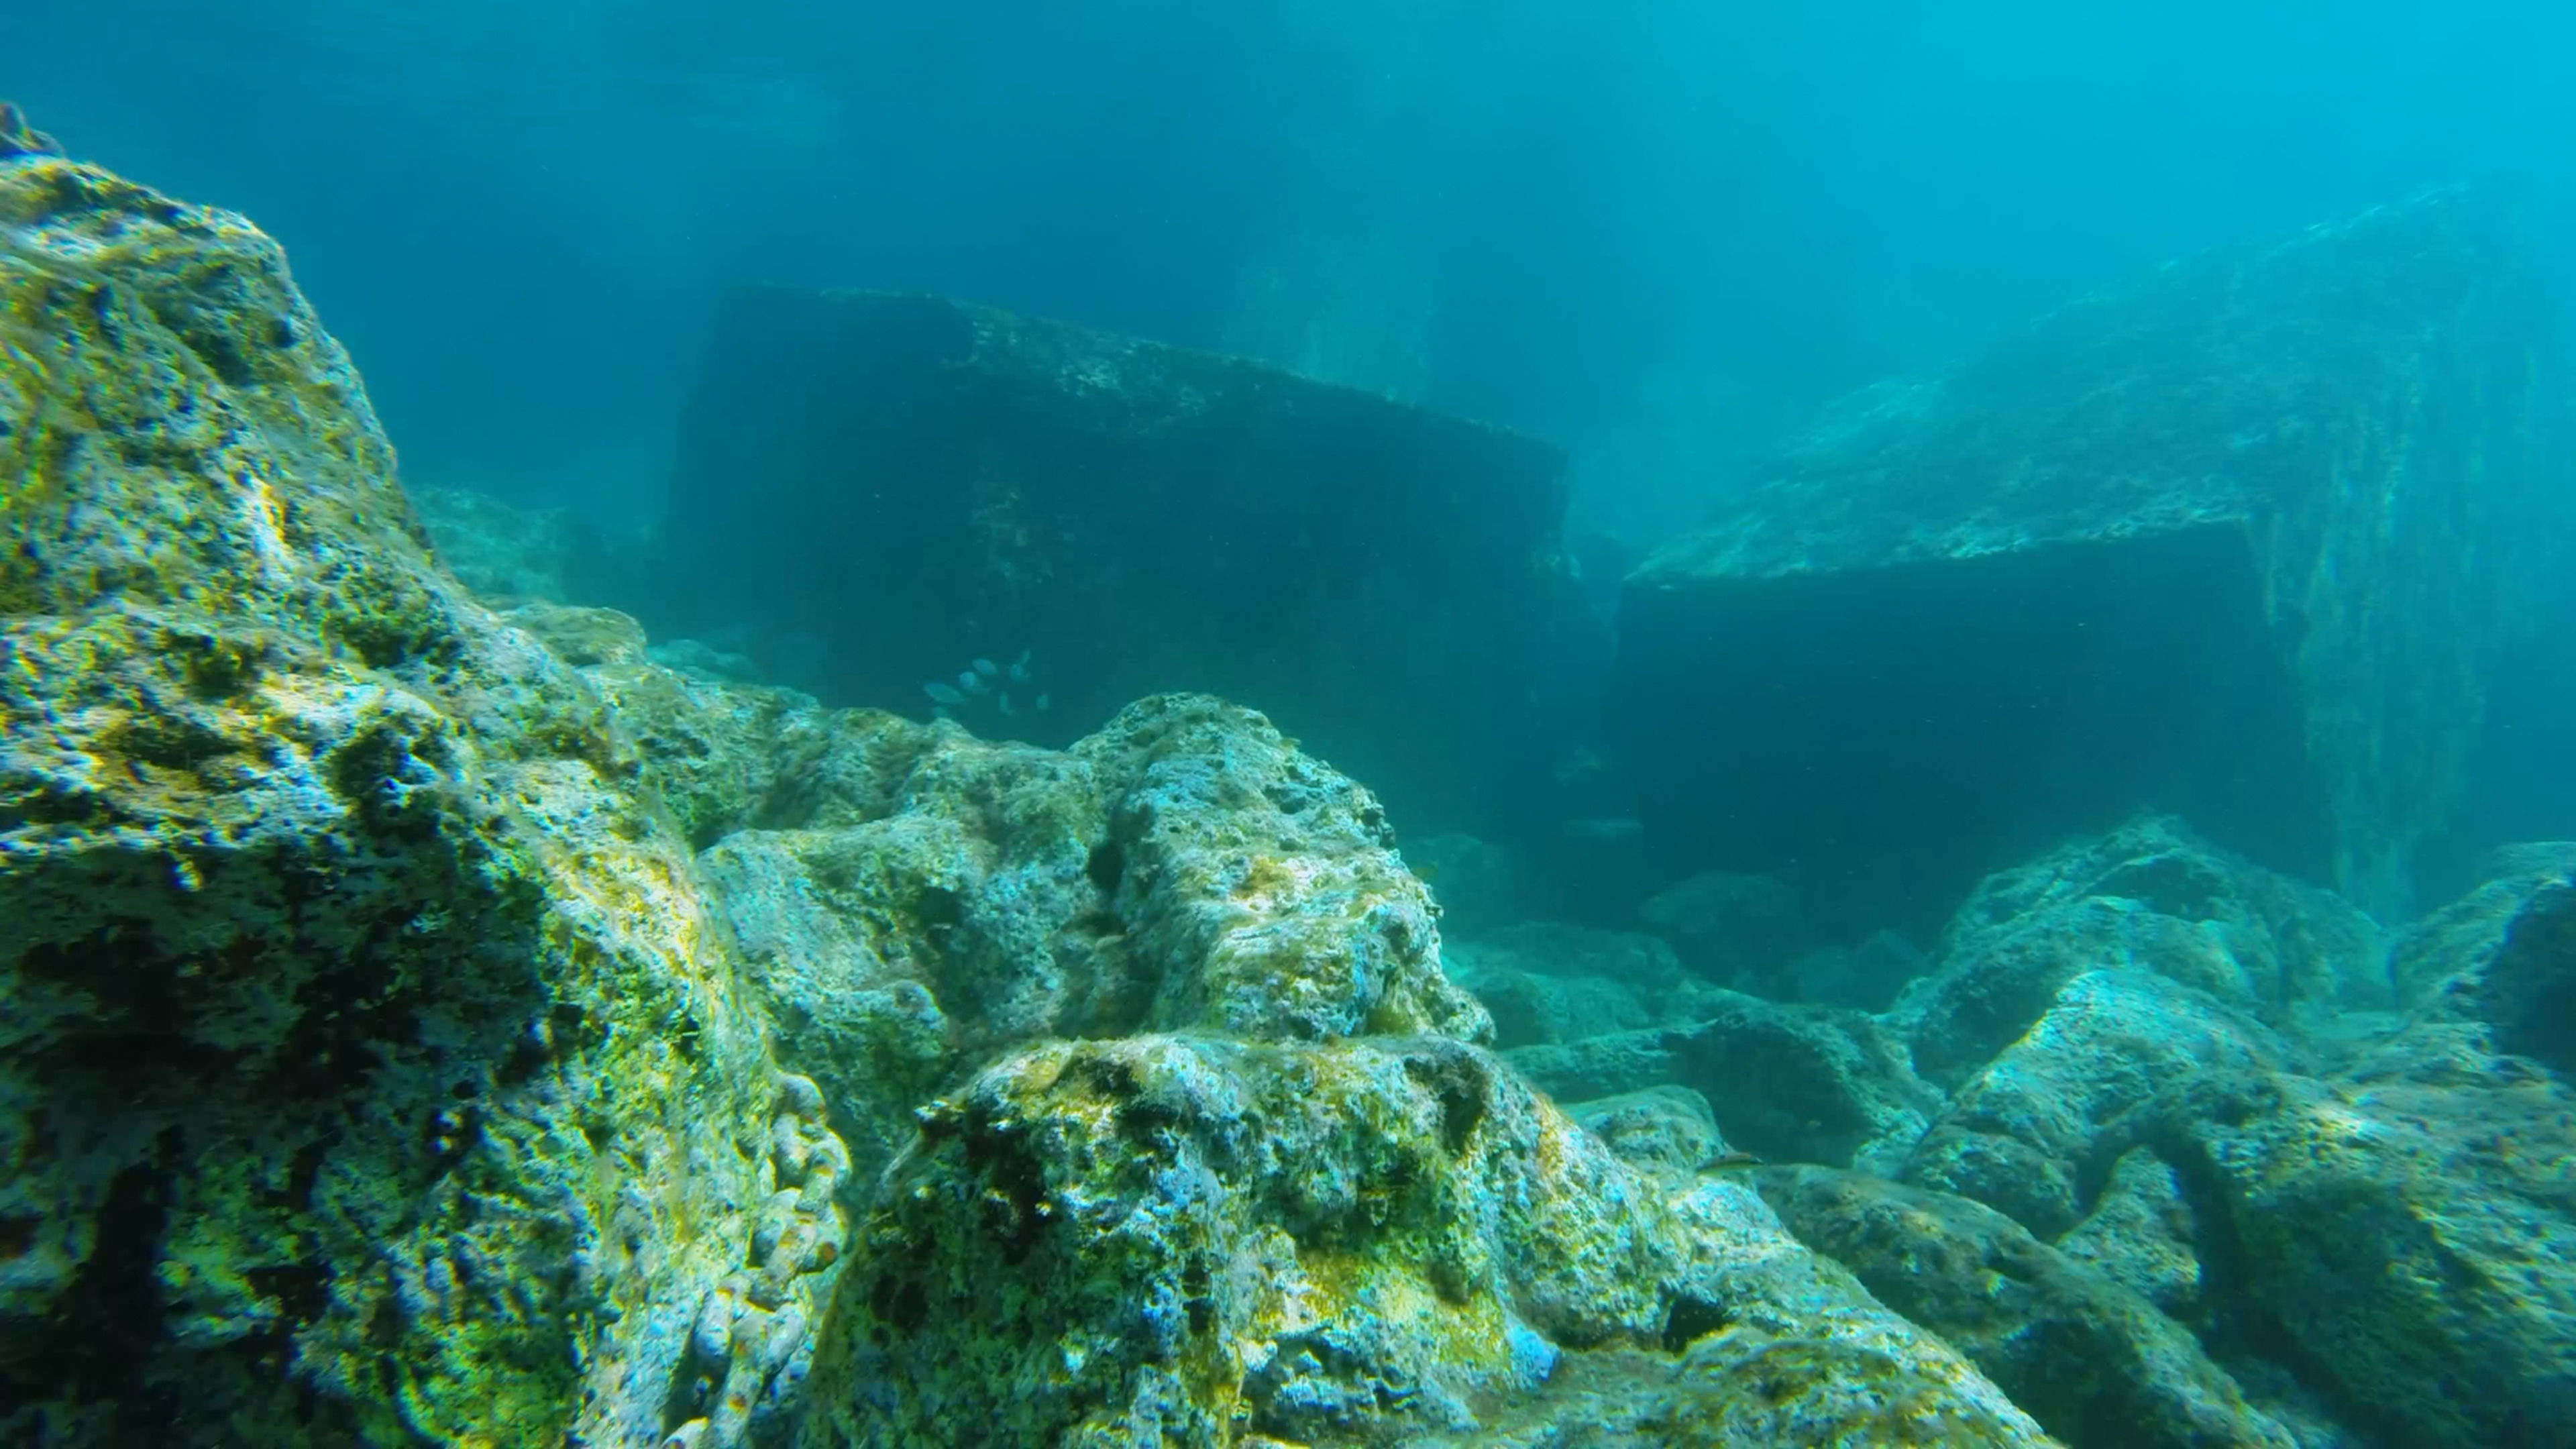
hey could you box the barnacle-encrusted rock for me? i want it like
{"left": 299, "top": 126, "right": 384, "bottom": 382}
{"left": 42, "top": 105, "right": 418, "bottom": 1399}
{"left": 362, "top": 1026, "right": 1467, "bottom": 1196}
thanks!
{"left": 0, "top": 156, "right": 843, "bottom": 1446}
{"left": 799, "top": 1033, "right": 2055, "bottom": 1448}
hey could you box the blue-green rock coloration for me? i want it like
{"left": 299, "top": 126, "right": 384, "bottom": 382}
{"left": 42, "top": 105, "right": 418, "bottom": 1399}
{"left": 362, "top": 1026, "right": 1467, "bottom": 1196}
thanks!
{"left": 615, "top": 286, "right": 1609, "bottom": 841}
{"left": 1615, "top": 183, "right": 2570, "bottom": 924}
{"left": 3, "top": 159, "right": 2062, "bottom": 1447}
{"left": 0, "top": 157, "right": 846, "bottom": 1446}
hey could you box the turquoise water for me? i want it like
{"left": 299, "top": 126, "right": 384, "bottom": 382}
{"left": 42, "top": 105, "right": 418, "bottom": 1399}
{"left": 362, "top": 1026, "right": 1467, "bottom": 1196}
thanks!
{"left": 5, "top": 5, "right": 2576, "bottom": 1446}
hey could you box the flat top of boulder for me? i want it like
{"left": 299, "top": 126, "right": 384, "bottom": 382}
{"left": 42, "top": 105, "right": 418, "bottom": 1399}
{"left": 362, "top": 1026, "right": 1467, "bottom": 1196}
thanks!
{"left": 1632, "top": 182, "right": 2533, "bottom": 587}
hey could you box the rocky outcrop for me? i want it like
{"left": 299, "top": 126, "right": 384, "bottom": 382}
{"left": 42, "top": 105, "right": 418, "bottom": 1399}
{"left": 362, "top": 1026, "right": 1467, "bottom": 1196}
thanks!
{"left": 1892, "top": 830, "right": 2576, "bottom": 1448}
{"left": 1900, "top": 969, "right": 2291, "bottom": 1238}
{"left": 803, "top": 1032, "right": 2051, "bottom": 1448}
{"left": 619, "top": 286, "right": 1606, "bottom": 839}
{"left": 1613, "top": 183, "right": 2570, "bottom": 924}
{"left": 1507, "top": 993, "right": 1941, "bottom": 1176}
{"left": 1637, "top": 868, "right": 1816, "bottom": 998}
{"left": 1444, "top": 922, "right": 1721, "bottom": 1049}
{"left": 1755, "top": 1167, "right": 2303, "bottom": 1449}
{"left": 3, "top": 157, "right": 2059, "bottom": 1448}
{"left": 1890, "top": 815, "right": 2384, "bottom": 1086}
{"left": 0, "top": 156, "right": 841, "bottom": 1448}
{"left": 2390, "top": 844, "right": 2576, "bottom": 1077}
{"left": 2129, "top": 1042, "right": 2576, "bottom": 1448}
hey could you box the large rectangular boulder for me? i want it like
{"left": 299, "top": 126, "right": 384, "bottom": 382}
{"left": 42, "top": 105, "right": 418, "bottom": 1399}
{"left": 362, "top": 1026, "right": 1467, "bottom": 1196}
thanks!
{"left": 1613, "top": 184, "right": 2569, "bottom": 923}
{"left": 624, "top": 288, "right": 1600, "bottom": 835}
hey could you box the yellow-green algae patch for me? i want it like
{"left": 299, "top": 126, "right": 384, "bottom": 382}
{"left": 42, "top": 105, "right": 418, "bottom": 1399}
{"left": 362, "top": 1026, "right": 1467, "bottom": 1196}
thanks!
{"left": 0, "top": 155, "right": 844, "bottom": 1446}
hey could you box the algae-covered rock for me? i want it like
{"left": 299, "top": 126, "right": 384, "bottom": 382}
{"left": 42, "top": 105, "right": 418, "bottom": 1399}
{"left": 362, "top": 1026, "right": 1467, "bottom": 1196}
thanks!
{"left": 0, "top": 156, "right": 843, "bottom": 1447}
{"left": 1892, "top": 816, "right": 2385, "bottom": 1086}
{"left": 1508, "top": 994, "right": 1940, "bottom": 1175}
{"left": 1564, "top": 1085, "right": 1729, "bottom": 1179}
{"left": 1445, "top": 922, "right": 1719, "bottom": 1049}
{"left": 801, "top": 1033, "right": 2054, "bottom": 1448}
{"left": 681, "top": 689, "right": 1493, "bottom": 1191}
{"left": 1900, "top": 969, "right": 2289, "bottom": 1237}
{"left": 2055, "top": 1147, "right": 2208, "bottom": 1320}
{"left": 2137, "top": 1049, "right": 2576, "bottom": 1448}
{"left": 1080, "top": 694, "right": 1495, "bottom": 1045}
{"left": 1754, "top": 1166, "right": 2304, "bottom": 1449}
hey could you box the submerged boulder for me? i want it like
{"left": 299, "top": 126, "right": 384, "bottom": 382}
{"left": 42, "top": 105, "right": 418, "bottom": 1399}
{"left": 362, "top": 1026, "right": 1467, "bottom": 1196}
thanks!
{"left": 1900, "top": 969, "right": 2290, "bottom": 1239}
{"left": 2133, "top": 1046, "right": 2576, "bottom": 1448}
{"left": 1614, "top": 183, "right": 2570, "bottom": 925}
{"left": 1755, "top": 1166, "right": 2305, "bottom": 1449}
{"left": 619, "top": 285, "right": 1606, "bottom": 839}
{"left": 800, "top": 1033, "right": 2054, "bottom": 1448}
{"left": 2390, "top": 843, "right": 2576, "bottom": 1076}
{"left": 1890, "top": 815, "right": 2385, "bottom": 1086}
{"left": 0, "top": 157, "right": 843, "bottom": 1446}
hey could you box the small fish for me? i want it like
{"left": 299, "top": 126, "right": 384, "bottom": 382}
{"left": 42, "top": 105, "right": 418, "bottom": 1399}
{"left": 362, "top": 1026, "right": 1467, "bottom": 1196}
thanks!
{"left": 1034, "top": 693, "right": 1051, "bottom": 712}
{"left": 1008, "top": 649, "right": 1032, "bottom": 682}
{"left": 1702, "top": 1150, "right": 1766, "bottom": 1171}
{"left": 998, "top": 693, "right": 1016, "bottom": 716}
{"left": 958, "top": 670, "right": 989, "bottom": 696}
{"left": 973, "top": 657, "right": 1000, "bottom": 678}
{"left": 924, "top": 681, "right": 967, "bottom": 706}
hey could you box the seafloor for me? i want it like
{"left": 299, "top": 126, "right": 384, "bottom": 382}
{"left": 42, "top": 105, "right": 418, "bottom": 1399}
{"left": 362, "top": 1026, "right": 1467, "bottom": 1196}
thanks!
{"left": 4, "top": 156, "right": 2574, "bottom": 1449}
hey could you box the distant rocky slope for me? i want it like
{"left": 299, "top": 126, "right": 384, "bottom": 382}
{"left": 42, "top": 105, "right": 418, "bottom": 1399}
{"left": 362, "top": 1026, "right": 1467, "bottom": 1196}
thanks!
{"left": 1434, "top": 815, "right": 2576, "bottom": 1449}
{"left": 1615, "top": 182, "right": 2572, "bottom": 927}
{"left": 1, "top": 157, "right": 2054, "bottom": 1448}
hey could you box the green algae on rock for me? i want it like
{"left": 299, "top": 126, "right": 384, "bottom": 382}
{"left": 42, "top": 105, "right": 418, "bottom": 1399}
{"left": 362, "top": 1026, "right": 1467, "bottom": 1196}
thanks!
{"left": 1, "top": 154, "right": 2073, "bottom": 1449}
{"left": 0, "top": 155, "right": 845, "bottom": 1447}
{"left": 798, "top": 1032, "right": 2056, "bottom": 1448}
{"left": 1753, "top": 1166, "right": 2302, "bottom": 1449}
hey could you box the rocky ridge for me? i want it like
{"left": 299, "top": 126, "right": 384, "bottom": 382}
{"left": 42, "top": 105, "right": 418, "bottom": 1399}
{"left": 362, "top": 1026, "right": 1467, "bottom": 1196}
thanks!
{"left": 1, "top": 156, "right": 2055, "bottom": 1448}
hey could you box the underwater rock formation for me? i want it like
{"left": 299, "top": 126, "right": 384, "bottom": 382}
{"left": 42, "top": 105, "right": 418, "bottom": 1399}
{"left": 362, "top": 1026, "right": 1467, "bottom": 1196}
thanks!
{"left": 1899, "top": 969, "right": 2291, "bottom": 1238}
{"left": 1615, "top": 182, "right": 2571, "bottom": 924}
{"left": 1637, "top": 867, "right": 1815, "bottom": 996}
{"left": 1888, "top": 833, "right": 2576, "bottom": 1448}
{"left": 800, "top": 1032, "right": 2053, "bottom": 1447}
{"left": 0, "top": 157, "right": 844, "bottom": 1446}
{"left": 1446, "top": 921, "right": 1937, "bottom": 1174}
{"left": 1889, "top": 815, "right": 2385, "bottom": 1086}
{"left": 1444, "top": 922, "right": 1719, "bottom": 1049}
{"left": 2128, "top": 1034, "right": 2576, "bottom": 1448}
{"left": 1754, "top": 1167, "right": 2305, "bottom": 1449}
{"left": 2388, "top": 843, "right": 2576, "bottom": 1073}
{"left": 629, "top": 286, "right": 1605, "bottom": 837}
{"left": 1, "top": 156, "right": 2070, "bottom": 1447}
